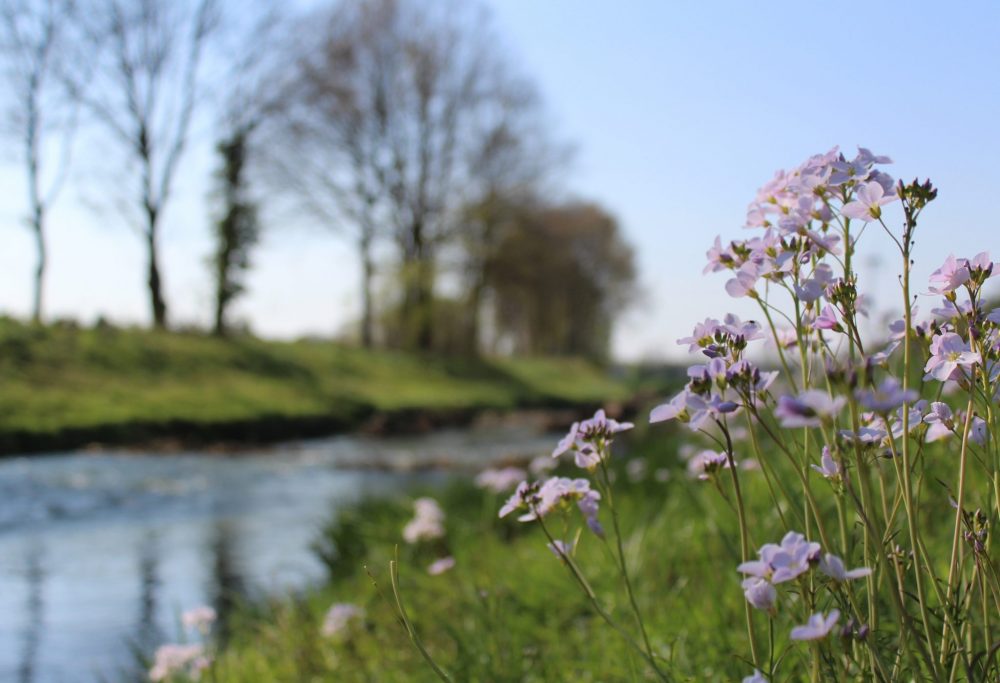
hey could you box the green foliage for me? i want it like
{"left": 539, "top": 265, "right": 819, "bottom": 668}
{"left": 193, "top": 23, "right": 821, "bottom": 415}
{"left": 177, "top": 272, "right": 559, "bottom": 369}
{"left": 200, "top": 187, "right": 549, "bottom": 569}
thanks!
{"left": 198, "top": 429, "right": 750, "bottom": 681}
{"left": 210, "top": 125, "right": 261, "bottom": 336}
{"left": 0, "top": 318, "right": 630, "bottom": 448}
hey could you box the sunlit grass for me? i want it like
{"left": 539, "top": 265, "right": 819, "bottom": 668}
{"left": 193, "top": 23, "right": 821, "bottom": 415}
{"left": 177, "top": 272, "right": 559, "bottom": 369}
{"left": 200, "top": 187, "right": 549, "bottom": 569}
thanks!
{"left": 0, "top": 319, "right": 630, "bottom": 440}
{"left": 203, "top": 427, "right": 768, "bottom": 682}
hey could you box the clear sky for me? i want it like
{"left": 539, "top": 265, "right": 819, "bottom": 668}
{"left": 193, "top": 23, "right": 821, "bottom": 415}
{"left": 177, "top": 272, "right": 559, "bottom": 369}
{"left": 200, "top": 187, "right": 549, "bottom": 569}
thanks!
{"left": 2, "top": 1, "right": 999, "bottom": 360}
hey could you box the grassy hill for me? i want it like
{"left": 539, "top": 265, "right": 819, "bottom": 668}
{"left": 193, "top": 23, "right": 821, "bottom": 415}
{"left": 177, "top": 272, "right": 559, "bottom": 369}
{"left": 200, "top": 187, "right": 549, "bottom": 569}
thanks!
{"left": 0, "top": 318, "right": 635, "bottom": 453}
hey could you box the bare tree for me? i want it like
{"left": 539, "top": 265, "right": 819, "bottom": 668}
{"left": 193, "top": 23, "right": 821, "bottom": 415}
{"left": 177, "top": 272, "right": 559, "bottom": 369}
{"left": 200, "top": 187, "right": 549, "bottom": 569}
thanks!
{"left": 0, "top": 0, "right": 80, "bottom": 322}
{"left": 260, "top": 2, "right": 391, "bottom": 348}
{"left": 74, "top": 0, "right": 217, "bottom": 328}
{"left": 271, "top": 0, "right": 545, "bottom": 351}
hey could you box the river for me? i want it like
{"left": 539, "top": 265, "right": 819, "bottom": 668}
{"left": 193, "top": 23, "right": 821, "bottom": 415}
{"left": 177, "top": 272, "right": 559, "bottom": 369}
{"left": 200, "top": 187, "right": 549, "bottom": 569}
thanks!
{"left": 0, "top": 424, "right": 554, "bottom": 683}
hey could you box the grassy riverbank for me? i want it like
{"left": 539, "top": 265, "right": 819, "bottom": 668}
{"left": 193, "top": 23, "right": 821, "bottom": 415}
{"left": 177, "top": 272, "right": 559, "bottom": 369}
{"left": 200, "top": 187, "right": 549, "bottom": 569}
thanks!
{"left": 0, "top": 319, "right": 638, "bottom": 454}
{"left": 186, "top": 424, "right": 761, "bottom": 681}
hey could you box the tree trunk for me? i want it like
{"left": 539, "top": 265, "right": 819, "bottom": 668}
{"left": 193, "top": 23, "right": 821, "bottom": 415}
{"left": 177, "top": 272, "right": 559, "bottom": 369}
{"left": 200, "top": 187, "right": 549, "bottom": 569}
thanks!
{"left": 30, "top": 207, "right": 45, "bottom": 324}
{"left": 414, "top": 255, "right": 434, "bottom": 351}
{"left": 402, "top": 219, "right": 434, "bottom": 351}
{"left": 463, "top": 277, "right": 484, "bottom": 355}
{"left": 146, "top": 210, "right": 168, "bottom": 329}
{"left": 212, "top": 285, "right": 226, "bottom": 336}
{"left": 359, "top": 230, "right": 375, "bottom": 348}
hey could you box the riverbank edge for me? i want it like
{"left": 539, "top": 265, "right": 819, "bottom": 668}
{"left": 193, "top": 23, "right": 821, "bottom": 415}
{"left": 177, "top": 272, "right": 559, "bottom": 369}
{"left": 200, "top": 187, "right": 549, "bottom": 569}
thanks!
{"left": 0, "top": 395, "right": 633, "bottom": 457}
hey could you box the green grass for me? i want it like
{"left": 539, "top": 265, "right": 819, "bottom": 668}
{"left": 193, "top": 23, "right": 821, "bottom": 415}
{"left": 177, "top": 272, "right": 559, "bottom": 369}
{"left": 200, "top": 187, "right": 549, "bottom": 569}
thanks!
{"left": 192, "top": 425, "right": 771, "bottom": 682}
{"left": 0, "top": 318, "right": 632, "bottom": 446}
{"left": 185, "top": 411, "right": 982, "bottom": 682}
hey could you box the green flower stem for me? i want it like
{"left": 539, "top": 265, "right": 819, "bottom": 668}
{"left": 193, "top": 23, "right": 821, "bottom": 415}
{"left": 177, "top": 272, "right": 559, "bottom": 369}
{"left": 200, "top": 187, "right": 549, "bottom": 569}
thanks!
{"left": 596, "top": 455, "right": 662, "bottom": 676}
{"left": 717, "top": 419, "right": 761, "bottom": 669}
{"left": 743, "top": 408, "right": 801, "bottom": 529}
{"left": 535, "top": 515, "right": 672, "bottom": 682}
{"left": 758, "top": 299, "right": 798, "bottom": 393}
{"left": 388, "top": 550, "right": 453, "bottom": 683}
{"left": 943, "top": 396, "right": 976, "bottom": 661}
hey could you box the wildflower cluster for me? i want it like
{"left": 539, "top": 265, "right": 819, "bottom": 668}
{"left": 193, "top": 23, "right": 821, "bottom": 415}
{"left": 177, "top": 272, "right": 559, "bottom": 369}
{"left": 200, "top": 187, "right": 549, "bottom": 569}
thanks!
{"left": 402, "top": 497, "right": 455, "bottom": 576}
{"left": 645, "top": 146, "right": 1000, "bottom": 681}
{"left": 148, "top": 605, "right": 216, "bottom": 681}
{"left": 402, "top": 497, "right": 445, "bottom": 543}
{"left": 498, "top": 475, "right": 603, "bottom": 538}
{"left": 398, "top": 147, "right": 1000, "bottom": 682}
{"left": 491, "top": 147, "right": 998, "bottom": 681}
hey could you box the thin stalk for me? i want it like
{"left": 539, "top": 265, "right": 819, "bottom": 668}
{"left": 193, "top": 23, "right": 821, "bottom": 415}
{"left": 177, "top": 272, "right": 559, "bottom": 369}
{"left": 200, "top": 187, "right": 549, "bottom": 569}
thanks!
{"left": 597, "top": 455, "right": 661, "bottom": 673}
{"left": 943, "top": 397, "right": 976, "bottom": 658}
{"left": 389, "top": 550, "right": 453, "bottom": 683}
{"left": 536, "top": 516, "right": 671, "bottom": 682}
{"left": 717, "top": 419, "right": 761, "bottom": 668}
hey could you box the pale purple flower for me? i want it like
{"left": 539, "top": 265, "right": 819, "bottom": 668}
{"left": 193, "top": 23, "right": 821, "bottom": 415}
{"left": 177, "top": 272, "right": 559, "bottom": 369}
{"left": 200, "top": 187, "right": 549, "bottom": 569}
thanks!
{"left": 867, "top": 340, "right": 900, "bottom": 366}
{"left": 181, "top": 606, "right": 217, "bottom": 633}
{"left": 722, "top": 313, "right": 766, "bottom": 344}
{"left": 829, "top": 156, "right": 870, "bottom": 186}
{"left": 924, "top": 402, "right": 954, "bottom": 442}
{"left": 742, "top": 577, "right": 777, "bottom": 614}
{"left": 774, "top": 391, "right": 846, "bottom": 428}
{"left": 931, "top": 297, "right": 973, "bottom": 320}
{"left": 149, "top": 644, "right": 210, "bottom": 682}
{"left": 547, "top": 539, "right": 573, "bottom": 558}
{"left": 842, "top": 181, "right": 896, "bottom": 221}
{"left": 856, "top": 147, "right": 892, "bottom": 166}
{"left": 552, "top": 422, "right": 580, "bottom": 457}
{"left": 771, "top": 326, "right": 799, "bottom": 349}
{"left": 856, "top": 293, "right": 872, "bottom": 318}
{"left": 839, "top": 424, "right": 888, "bottom": 446}
{"left": 855, "top": 377, "right": 919, "bottom": 412}
{"left": 810, "top": 446, "right": 841, "bottom": 481}
{"left": 811, "top": 305, "right": 841, "bottom": 332}
{"left": 987, "top": 308, "right": 1000, "bottom": 325}
{"left": 499, "top": 481, "right": 532, "bottom": 518}
{"left": 504, "top": 477, "right": 602, "bottom": 536}
{"left": 725, "top": 262, "right": 761, "bottom": 298}
{"left": 704, "top": 236, "right": 738, "bottom": 273}
{"left": 966, "top": 251, "right": 996, "bottom": 280}
{"left": 403, "top": 497, "right": 445, "bottom": 543}
{"left": 928, "top": 254, "right": 971, "bottom": 295}
{"left": 576, "top": 488, "right": 605, "bottom": 537}
{"left": 687, "top": 449, "right": 732, "bottom": 480}
{"left": 742, "top": 670, "right": 768, "bottom": 683}
{"left": 888, "top": 314, "right": 911, "bottom": 342}
{"left": 818, "top": 553, "right": 871, "bottom": 581}
{"left": 650, "top": 389, "right": 736, "bottom": 430}
{"left": 574, "top": 444, "right": 602, "bottom": 469}
{"left": 677, "top": 318, "right": 723, "bottom": 353}
{"left": 924, "top": 333, "right": 980, "bottom": 382}
{"left": 738, "top": 531, "right": 820, "bottom": 584}
{"left": 790, "top": 609, "right": 840, "bottom": 641}
{"left": 321, "top": 603, "right": 364, "bottom": 638}
{"left": 971, "top": 415, "right": 988, "bottom": 445}
{"left": 650, "top": 391, "right": 688, "bottom": 424}
{"left": 578, "top": 408, "right": 634, "bottom": 438}
{"left": 795, "top": 264, "right": 835, "bottom": 303}
{"left": 427, "top": 556, "right": 456, "bottom": 576}
{"left": 553, "top": 410, "right": 632, "bottom": 468}
{"left": 475, "top": 467, "right": 528, "bottom": 493}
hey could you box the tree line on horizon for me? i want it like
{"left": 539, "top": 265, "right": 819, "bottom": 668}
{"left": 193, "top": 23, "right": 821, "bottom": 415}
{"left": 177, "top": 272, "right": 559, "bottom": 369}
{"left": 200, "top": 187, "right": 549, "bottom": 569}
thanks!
{"left": 0, "top": 0, "right": 636, "bottom": 359}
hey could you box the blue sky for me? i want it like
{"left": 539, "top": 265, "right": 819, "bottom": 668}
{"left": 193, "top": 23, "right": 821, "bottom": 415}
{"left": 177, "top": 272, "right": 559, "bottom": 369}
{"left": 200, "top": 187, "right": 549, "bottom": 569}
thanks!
{"left": 2, "top": 1, "right": 999, "bottom": 360}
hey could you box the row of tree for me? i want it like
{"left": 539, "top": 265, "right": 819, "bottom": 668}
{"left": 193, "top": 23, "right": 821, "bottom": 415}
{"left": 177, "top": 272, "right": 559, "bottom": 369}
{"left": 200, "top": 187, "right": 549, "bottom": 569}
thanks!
{"left": 0, "top": 0, "right": 636, "bottom": 358}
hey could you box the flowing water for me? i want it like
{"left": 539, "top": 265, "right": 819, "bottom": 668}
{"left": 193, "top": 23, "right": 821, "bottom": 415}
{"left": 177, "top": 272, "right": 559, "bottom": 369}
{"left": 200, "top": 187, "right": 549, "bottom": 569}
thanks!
{"left": 0, "top": 425, "right": 553, "bottom": 683}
